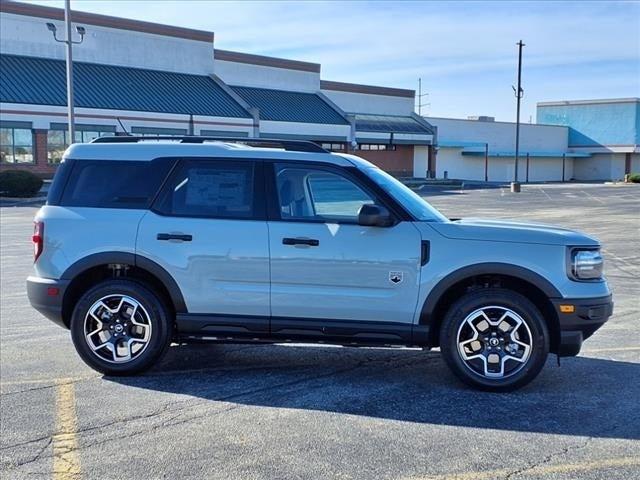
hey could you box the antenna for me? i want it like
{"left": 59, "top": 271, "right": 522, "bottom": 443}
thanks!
{"left": 416, "top": 77, "right": 430, "bottom": 116}
{"left": 116, "top": 117, "right": 131, "bottom": 136}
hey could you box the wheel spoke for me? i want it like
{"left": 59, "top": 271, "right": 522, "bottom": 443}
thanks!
{"left": 87, "top": 326, "right": 103, "bottom": 337}
{"left": 91, "top": 338, "right": 112, "bottom": 352}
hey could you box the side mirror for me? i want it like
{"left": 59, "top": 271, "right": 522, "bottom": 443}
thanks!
{"left": 358, "top": 204, "right": 394, "bottom": 227}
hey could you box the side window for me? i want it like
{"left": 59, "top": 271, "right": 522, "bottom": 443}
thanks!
{"left": 60, "top": 159, "right": 173, "bottom": 209}
{"left": 275, "top": 164, "right": 374, "bottom": 222}
{"left": 155, "top": 160, "right": 255, "bottom": 218}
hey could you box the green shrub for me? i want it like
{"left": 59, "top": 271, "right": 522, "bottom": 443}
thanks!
{"left": 628, "top": 173, "right": 640, "bottom": 183}
{"left": 0, "top": 170, "right": 44, "bottom": 198}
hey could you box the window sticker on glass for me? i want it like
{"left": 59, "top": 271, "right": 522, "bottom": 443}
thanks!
{"left": 185, "top": 169, "right": 249, "bottom": 211}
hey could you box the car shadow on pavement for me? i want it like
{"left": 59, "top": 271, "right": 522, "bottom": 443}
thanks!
{"left": 107, "top": 343, "right": 640, "bottom": 441}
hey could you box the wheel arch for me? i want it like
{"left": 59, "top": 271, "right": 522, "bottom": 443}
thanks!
{"left": 60, "top": 252, "right": 186, "bottom": 327}
{"left": 420, "top": 263, "right": 561, "bottom": 352}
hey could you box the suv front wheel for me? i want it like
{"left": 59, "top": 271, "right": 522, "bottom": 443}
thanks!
{"left": 440, "top": 288, "right": 549, "bottom": 391}
{"left": 70, "top": 279, "right": 172, "bottom": 375}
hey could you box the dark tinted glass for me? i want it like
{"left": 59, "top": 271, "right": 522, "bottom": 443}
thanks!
{"left": 155, "top": 160, "right": 255, "bottom": 218}
{"left": 61, "top": 159, "right": 173, "bottom": 209}
{"left": 47, "top": 159, "right": 74, "bottom": 205}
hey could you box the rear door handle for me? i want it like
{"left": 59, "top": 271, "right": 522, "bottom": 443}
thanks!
{"left": 282, "top": 237, "right": 319, "bottom": 247}
{"left": 157, "top": 233, "right": 192, "bottom": 242}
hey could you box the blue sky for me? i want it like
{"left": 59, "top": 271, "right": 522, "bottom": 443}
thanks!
{"left": 29, "top": 0, "right": 640, "bottom": 121}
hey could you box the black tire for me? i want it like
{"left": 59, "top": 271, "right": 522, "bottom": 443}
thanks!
{"left": 439, "top": 288, "right": 549, "bottom": 392}
{"left": 70, "top": 279, "right": 172, "bottom": 375}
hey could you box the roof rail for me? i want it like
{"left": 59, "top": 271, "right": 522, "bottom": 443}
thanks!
{"left": 90, "top": 135, "right": 328, "bottom": 153}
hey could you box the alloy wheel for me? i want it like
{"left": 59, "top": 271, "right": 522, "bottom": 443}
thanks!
{"left": 84, "top": 294, "right": 152, "bottom": 364}
{"left": 456, "top": 305, "right": 533, "bottom": 379}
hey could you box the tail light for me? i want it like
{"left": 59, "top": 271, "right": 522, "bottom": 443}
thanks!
{"left": 32, "top": 221, "right": 44, "bottom": 262}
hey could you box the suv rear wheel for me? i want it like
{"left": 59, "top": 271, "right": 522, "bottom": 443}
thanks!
{"left": 70, "top": 279, "right": 172, "bottom": 375}
{"left": 439, "top": 288, "right": 549, "bottom": 391}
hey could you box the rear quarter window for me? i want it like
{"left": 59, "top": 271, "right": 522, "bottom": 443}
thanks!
{"left": 46, "top": 159, "right": 73, "bottom": 205}
{"left": 60, "top": 159, "right": 174, "bottom": 209}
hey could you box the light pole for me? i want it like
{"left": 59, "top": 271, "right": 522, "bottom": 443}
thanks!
{"left": 511, "top": 40, "right": 525, "bottom": 193}
{"left": 484, "top": 142, "right": 489, "bottom": 182}
{"left": 46, "top": 0, "right": 85, "bottom": 143}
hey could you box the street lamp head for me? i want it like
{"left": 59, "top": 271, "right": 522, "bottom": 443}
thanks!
{"left": 75, "top": 26, "right": 86, "bottom": 35}
{"left": 46, "top": 22, "right": 57, "bottom": 33}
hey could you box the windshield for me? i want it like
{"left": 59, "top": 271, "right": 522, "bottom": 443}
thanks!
{"left": 364, "top": 167, "right": 448, "bottom": 222}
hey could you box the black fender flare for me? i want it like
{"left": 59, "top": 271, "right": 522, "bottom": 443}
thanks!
{"left": 61, "top": 251, "right": 187, "bottom": 313}
{"left": 419, "top": 262, "right": 561, "bottom": 325}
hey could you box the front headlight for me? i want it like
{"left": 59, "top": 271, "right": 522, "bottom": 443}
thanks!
{"left": 571, "top": 248, "right": 603, "bottom": 280}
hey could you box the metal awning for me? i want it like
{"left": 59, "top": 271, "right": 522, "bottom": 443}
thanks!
{"left": 354, "top": 113, "right": 435, "bottom": 135}
{"left": 231, "top": 86, "right": 349, "bottom": 125}
{"left": 1, "top": 54, "right": 252, "bottom": 119}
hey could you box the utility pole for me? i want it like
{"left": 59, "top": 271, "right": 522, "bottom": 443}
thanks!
{"left": 416, "top": 78, "right": 430, "bottom": 116}
{"left": 46, "top": 0, "right": 85, "bottom": 143}
{"left": 511, "top": 40, "right": 525, "bottom": 193}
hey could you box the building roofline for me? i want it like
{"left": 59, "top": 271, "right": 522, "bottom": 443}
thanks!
{"left": 229, "top": 84, "right": 321, "bottom": 95}
{"left": 320, "top": 80, "right": 415, "bottom": 99}
{"left": 0, "top": 0, "right": 214, "bottom": 43}
{"left": 424, "top": 115, "right": 569, "bottom": 129}
{"left": 214, "top": 49, "right": 320, "bottom": 73}
{"left": 537, "top": 98, "right": 640, "bottom": 107}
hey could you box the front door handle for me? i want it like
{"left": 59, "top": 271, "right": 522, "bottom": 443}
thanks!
{"left": 157, "top": 233, "right": 193, "bottom": 242}
{"left": 282, "top": 237, "right": 319, "bottom": 247}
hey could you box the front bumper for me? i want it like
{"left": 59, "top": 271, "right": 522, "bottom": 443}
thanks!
{"left": 26, "top": 276, "right": 70, "bottom": 329}
{"left": 552, "top": 294, "right": 613, "bottom": 356}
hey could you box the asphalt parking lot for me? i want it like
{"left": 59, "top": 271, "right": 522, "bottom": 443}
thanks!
{"left": 1, "top": 182, "right": 639, "bottom": 480}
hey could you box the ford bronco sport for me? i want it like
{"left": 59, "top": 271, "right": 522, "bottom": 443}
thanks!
{"left": 27, "top": 137, "right": 613, "bottom": 391}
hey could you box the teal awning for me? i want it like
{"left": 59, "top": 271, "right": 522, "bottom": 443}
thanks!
{"left": 231, "top": 86, "right": 349, "bottom": 125}
{"left": 1, "top": 54, "right": 251, "bottom": 119}
{"left": 354, "top": 114, "right": 434, "bottom": 135}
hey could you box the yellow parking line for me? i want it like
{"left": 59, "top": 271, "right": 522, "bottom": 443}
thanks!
{"left": 52, "top": 379, "right": 81, "bottom": 480}
{"left": 406, "top": 456, "right": 640, "bottom": 480}
{"left": 0, "top": 374, "right": 97, "bottom": 387}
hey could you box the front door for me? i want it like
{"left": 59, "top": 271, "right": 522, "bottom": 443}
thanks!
{"left": 267, "top": 162, "right": 423, "bottom": 339}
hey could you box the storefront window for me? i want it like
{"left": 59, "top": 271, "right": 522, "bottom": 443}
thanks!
{"left": 320, "top": 143, "right": 346, "bottom": 151}
{"left": 357, "top": 144, "right": 396, "bottom": 151}
{"left": 47, "top": 126, "right": 115, "bottom": 164}
{"left": 131, "top": 127, "right": 188, "bottom": 137}
{"left": 0, "top": 125, "right": 34, "bottom": 164}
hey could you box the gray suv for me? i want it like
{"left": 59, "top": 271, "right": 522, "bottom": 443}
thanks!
{"left": 27, "top": 137, "right": 613, "bottom": 391}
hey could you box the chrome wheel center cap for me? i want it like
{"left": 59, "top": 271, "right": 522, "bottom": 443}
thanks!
{"left": 114, "top": 324, "right": 124, "bottom": 333}
{"left": 489, "top": 337, "right": 499, "bottom": 347}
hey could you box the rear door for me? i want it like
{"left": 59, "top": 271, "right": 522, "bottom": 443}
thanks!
{"left": 136, "top": 158, "right": 270, "bottom": 334}
{"left": 266, "top": 162, "right": 423, "bottom": 340}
